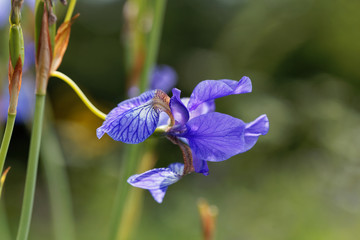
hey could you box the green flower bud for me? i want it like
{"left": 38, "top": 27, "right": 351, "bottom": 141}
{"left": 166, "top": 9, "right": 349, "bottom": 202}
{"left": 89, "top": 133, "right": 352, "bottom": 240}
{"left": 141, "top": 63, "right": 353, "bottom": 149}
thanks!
{"left": 9, "top": 24, "right": 24, "bottom": 68}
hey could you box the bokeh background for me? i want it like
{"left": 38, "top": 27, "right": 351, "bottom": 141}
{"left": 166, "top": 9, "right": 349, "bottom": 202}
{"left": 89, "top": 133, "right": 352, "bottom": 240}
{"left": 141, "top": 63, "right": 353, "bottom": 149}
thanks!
{"left": 1, "top": 0, "right": 360, "bottom": 239}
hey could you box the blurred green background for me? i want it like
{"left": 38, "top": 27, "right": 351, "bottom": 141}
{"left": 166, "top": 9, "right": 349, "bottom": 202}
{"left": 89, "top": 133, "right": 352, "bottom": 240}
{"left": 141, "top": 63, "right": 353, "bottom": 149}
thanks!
{"left": 1, "top": 0, "right": 360, "bottom": 239}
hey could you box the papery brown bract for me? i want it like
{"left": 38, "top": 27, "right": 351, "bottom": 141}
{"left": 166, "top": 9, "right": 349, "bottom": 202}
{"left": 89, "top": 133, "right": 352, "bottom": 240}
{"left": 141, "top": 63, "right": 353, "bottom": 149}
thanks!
{"left": 51, "top": 13, "right": 79, "bottom": 73}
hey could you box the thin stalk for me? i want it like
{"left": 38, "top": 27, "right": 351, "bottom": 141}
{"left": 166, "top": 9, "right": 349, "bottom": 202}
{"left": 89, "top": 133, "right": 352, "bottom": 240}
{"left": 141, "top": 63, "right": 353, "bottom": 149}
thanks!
{"left": 108, "top": 1, "right": 167, "bottom": 239}
{"left": 40, "top": 102, "right": 76, "bottom": 240}
{"left": 0, "top": 201, "right": 12, "bottom": 240}
{"left": 118, "top": 142, "right": 157, "bottom": 240}
{"left": 108, "top": 144, "right": 142, "bottom": 240}
{"left": 50, "top": 71, "right": 106, "bottom": 120}
{"left": 64, "top": 0, "right": 77, "bottom": 22}
{"left": 139, "top": 0, "right": 167, "bottom": 92}
{"left": 0, "top": 114, "right": 16, "bottom": 178}
{"left": 16, "top": 94, "right": 46, "bottom": 240}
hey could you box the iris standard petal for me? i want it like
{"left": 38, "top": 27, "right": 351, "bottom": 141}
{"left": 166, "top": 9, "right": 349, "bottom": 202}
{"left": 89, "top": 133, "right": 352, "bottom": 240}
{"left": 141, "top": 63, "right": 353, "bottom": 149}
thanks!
{"left": 97, "top": 90, "right": 163, "bottom": 143}
{"left": 243, "top": 114, "right": 269, "bottom": 152}
{"left": 181, "top": 112, "right": 247, "bottom": 162}
{"left": 187, "top": 76, "right": 252, "bottom": 111}
{"left": 170, "top": 88, "right": 189, "bottom": 125}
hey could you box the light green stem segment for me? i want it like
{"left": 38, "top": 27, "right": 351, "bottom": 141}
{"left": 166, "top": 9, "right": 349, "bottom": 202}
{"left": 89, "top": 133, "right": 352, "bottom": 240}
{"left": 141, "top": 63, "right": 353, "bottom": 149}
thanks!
{"left": 16, "top": 94, "right": 46, "bottom": 240}
{"left": 0, "top": 201, "right": 12, "bottom": 240}
{"left": 50, "top": 71, "right": 106, "bottom": 120}
{"left": 0, "top": 114, "right": 16, "bottom": 180}
{"left": 108, "top": 144, "right": 143, "bottom": 240}
{"left": 139, "top": 0, "right": 167, "bottom": 92}
{"left": 40, "top": 104, "right": 76, "bottom": 240}
{"left": 64, "top": 0, "right": 77, "bottom": 22}
{"left": 108, "top": 1, "right": 167, "bottom": 239}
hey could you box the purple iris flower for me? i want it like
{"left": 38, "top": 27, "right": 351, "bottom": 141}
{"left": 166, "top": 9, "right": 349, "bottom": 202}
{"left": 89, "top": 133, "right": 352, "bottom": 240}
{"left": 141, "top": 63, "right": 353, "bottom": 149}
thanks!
{"left": 127, "top": 162, "right": 184, "bottom": 203}
{"left": 127, "top": 65, "right": 177, "bottom": 98}
{"left": 97, "top": 76, "right": 269, "bottom": 203}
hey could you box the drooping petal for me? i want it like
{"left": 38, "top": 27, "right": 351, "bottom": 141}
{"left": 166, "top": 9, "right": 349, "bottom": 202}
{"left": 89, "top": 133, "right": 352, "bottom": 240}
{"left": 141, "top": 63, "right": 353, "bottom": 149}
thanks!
{"left": 97, "top": 90, "right": 173, "bottom": 144}
{"left": 243, "top": 114, "right": 269, "bottom": 152}
{"left": 181, "top": 112, "right": 247, "bottom": 162}
{"left": 149, "top": 187, "right": 168, "bottom": 203}
{"left": 170, "top": 88, "right": 189, "bottom": 125}
{"left": 187, "top": 77, "right": 252, "bottom": 112}
{"left": 193, "top": 155, "right": 209, "bottom": 176}
{"left": 127, "top": 163, "right": 184, "bottom": 203}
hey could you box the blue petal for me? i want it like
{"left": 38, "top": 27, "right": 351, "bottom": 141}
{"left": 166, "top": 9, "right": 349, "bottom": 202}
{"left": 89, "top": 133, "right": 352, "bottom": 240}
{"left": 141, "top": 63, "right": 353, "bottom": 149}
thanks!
{"left": 127, "top": 163, "right": 183, "bottom": 203}
{"left": 170, "top": 88, "right": 189, "bottom": 125}
{"left": 193, "top": 155, "right": 209, "bottom": 176}
{"left": 0, "top": 1, "right": 10, "bottom": 28}
{"left": 187, "top": 77, "right": 252, "bottom": 112}
{"left": 97, "top": 90, "right": 160, "bottom": 144}
{"left": 243, "top": 114, "right": 269, "bottom": 152}
{"left": 150, "top": 65, "right": 178, "bottom": 93}
{"left": 168, "top": 162, "right": 185, "bottom": 175}
{"left": 149, "top": 187, "right": 168, "bottom": 203}
{"left": 181, "top": 112, "right": 247, "bottom": 162}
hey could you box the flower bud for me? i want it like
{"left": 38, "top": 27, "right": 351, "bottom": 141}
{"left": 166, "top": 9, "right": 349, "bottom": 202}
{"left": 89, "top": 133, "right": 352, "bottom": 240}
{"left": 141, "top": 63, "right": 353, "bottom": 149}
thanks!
{"left": 10, "top": 0, "right": 23, "bottom": 25}
{"left": 35, "top": 0, "right": 55, "bottom": 94}
{"left": 8, "top": 0, "right": 25, "bottom": 114}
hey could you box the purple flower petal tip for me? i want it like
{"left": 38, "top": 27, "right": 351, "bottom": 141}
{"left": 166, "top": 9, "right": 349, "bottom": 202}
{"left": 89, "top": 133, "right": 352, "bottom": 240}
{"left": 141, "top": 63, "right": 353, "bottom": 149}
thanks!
{"left": 170, "top": 88, "right": 189, "bottom": 125}
{"left": 193, "top": 157, "right": 209, "bottom": 176}
{"left": 246, "top": 114, "right": 269, "bottom": 136}
{"left": 127, "top": 163, "right": 184, "bottom": 203}
{"left": 187, "top": 77, "right": 252, "bottom": 111}
{"left": 243, "top": 114, "right": 269, "bottom": 152}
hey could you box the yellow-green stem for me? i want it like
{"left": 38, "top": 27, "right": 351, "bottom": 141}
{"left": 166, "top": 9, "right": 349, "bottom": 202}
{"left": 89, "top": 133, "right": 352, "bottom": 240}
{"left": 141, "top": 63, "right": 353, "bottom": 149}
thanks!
{"left": 16, "top": 94, "right": 46, "bottom": 240}
{"left": 50, "top": 71, "right": 106, "bottom": 120}
{"left": 108, "top": 1, "right": 167, "bottom": 240}
{"left": 0, "top": 201, "right": 12, "bottom": 240}
{"left": 64, "top": 0, "right": 77, "bottom": 22}
{"left": 0, "top": 114, "right": 16, "bottom": 181}
{"left": 139, "top": 0, "right": 167, "bottom": 92}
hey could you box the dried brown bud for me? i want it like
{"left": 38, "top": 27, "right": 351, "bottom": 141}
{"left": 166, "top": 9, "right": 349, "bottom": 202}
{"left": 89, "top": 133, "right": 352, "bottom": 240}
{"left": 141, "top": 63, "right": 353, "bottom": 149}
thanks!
{"left": 51, "top": 13, "right": 79, "bottom": 73}
{"left": 8, "top": 57, "right": 23, "bottom": 114}
{"left": 198, "top": 199, "right": 218, "bottom": 240}
{"left": 35, "top": 1, "right": 53, "bottom": 94}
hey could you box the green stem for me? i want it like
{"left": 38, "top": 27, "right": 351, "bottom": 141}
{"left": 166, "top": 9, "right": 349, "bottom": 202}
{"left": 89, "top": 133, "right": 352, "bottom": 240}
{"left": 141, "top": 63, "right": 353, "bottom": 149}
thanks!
{"left": 108, "top": 144, "right": 142, "bottom": 240}
{"left": 0, "top": 201, "right": 12, "bottom": 240}
{"left": 0, "top": 114, "right": 16, "bottom": 179}
{"left": 64, "top": 0, "right": 77, "bottom": 22}
{"left": 40, "top": 102, "right": 76, "bottom": 240}
{"left": 108, "top": 1, "right": 167, "bottom": 239}
{"left": 139, "top": 0, "right": 167, "bottom": 92}
{"left": 16, "top": 94, "right": 46, "bottom": 240}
